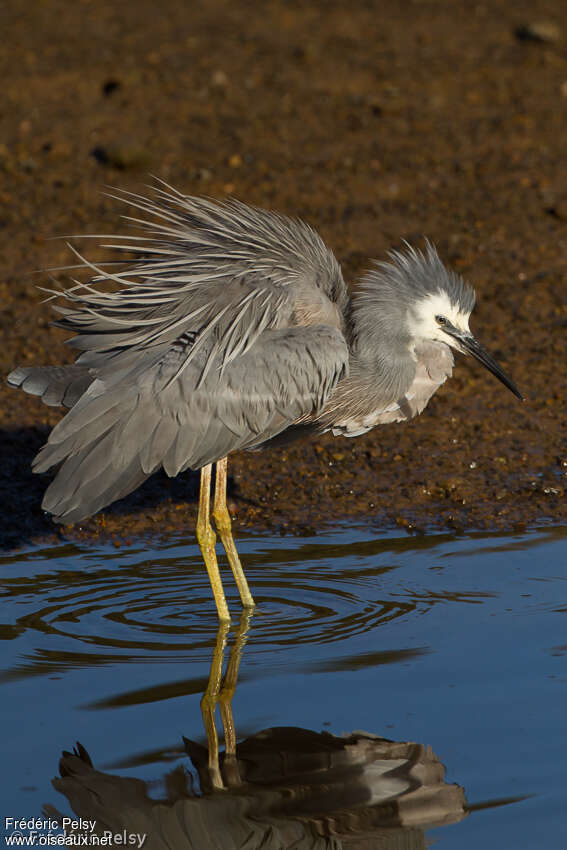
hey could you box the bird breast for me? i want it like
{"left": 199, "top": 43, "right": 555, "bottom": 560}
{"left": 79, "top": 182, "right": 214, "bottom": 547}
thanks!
{"left": 329, "top": 340, "right": 454, "bottom": 437}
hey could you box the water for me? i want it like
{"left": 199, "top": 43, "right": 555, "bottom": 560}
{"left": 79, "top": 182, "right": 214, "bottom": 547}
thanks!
{"left": 1, "top": 526, "right": 566, "bottom": 848}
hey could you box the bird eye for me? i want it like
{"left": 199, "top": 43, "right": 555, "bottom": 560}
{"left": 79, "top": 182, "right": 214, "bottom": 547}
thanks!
{"left": 435, "top": 315, "right": 447, "bottom": 325}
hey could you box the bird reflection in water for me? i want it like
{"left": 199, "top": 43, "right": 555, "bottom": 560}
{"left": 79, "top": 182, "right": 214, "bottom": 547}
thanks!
{"left": 46, "top": 616, "right": 467, "bottom": 849}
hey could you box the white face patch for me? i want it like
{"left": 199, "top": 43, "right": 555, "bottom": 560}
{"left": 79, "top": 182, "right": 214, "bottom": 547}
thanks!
{"left": 406, "top": 290, "right": 471, "bottom": 350}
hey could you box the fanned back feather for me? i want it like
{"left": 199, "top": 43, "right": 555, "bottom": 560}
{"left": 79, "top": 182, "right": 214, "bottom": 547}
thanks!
{"left": 8, "top": 183, "right": 350, "bottom": 524}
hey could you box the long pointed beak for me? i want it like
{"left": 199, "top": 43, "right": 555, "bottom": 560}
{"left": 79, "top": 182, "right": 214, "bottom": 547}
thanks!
{"left": 445, "top": 326, "right": 524, "bottom": 401}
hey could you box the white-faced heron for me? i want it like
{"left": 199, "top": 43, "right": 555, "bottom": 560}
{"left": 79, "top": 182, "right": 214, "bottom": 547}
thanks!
{"left": 7, "top": 182, "right": 522, "bottom": 620}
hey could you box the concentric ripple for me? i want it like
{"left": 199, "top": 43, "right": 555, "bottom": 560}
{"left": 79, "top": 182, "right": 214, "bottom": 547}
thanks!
{"left": 0, "top": 529, "right": 497, "bottom": 681}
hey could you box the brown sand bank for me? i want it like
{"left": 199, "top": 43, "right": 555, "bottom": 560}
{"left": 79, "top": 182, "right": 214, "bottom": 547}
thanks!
{"left": 1, "top": 0, "right": 566, "bottom": 548}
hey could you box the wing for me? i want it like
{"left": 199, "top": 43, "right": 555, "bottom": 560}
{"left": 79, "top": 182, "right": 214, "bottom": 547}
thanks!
{"left": 29, "top": 184, "right": 350, "bottom": 524}
{"left": 36, "top": 324, "right": 348, "bottom": 524}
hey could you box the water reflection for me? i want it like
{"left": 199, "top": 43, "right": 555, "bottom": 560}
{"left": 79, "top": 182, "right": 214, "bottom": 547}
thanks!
{"left": 46, "top": 615, "right": 467, "bottom": 849}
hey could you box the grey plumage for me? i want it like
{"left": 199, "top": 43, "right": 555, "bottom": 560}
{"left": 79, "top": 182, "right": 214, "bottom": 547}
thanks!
{"left": 7, "top": 181, "right": 521, "bottom": 527}
{"left": 7, "top": 364, "right": 92, "bottom": 408}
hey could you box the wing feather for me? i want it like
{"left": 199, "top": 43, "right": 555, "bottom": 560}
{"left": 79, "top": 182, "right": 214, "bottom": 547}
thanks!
{"left": 37, "top": 325, "right": 347, "bottom": 523}
{"left": 9, "top": 184, "right": 351, "bottom": 524}
{"left": 7, "top": 365, "right": 92, "bottom": 409}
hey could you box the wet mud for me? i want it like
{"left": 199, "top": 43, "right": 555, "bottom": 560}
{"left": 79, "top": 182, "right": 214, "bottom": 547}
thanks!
{"left": 1, "top": 0, "right": 566, "bottom": 548}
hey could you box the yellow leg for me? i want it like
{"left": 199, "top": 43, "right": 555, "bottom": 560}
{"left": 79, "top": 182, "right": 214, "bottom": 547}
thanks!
{"left": 199, "top": 610, "right": 254, "bottom": 791}
{"left": 218, "top": 610, "right": 252, "bottom": 767}
{"left": 217, "top": 611, "right": 252, "bottom": 787}
{"left": 213, "top": 457, "right": 255, "bottom": 609}
{"left": 196, "top": 464, "right": 230, "bottom": 622}
{"left": 200, "top": 620, "right": 230, "bottom": 790}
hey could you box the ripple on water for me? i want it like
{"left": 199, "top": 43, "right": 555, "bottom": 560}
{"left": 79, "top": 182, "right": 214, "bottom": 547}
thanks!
{"left": 0, "top": 530, "right": 504, "bottom": 680}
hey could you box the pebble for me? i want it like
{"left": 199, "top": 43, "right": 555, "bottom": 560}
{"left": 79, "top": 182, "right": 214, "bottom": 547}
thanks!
{"left": 515, "top": 21, "right": 562, "bottom": 44}
{"left": 90, "top": 143, "right": 151, "bottom": 170}
{"left": 211, "top": 70, "right": 228, "bottom": 88}
{"left": 102, "top": 79, "right": 121, "bottom": 96}
{"left": 545, "top": 195, "right": 567, "bottom": 220}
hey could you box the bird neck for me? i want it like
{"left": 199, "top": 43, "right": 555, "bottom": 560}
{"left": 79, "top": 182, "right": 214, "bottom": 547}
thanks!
{"left": 348, "top": 287, "right": 416, "bottom": 403}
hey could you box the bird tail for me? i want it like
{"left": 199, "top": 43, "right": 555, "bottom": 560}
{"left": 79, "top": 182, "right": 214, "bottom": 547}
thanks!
{"left": 7, "top": 365, "right": 93, "bottom": 409}
{"left": 31, "top": 384, "right": 154, "bottom": 525}
{"left": 7, "top": 367, "right": 153, "bottom": 524}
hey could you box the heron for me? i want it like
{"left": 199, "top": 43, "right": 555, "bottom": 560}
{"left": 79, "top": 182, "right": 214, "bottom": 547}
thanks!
{"left": 7, "top": 182, "right": 523, "bottom": 621}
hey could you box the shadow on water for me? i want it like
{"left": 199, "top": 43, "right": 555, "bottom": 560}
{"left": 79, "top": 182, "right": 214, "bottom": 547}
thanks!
{"left": 44, "top": 614, "right": 474, "bottom": 850}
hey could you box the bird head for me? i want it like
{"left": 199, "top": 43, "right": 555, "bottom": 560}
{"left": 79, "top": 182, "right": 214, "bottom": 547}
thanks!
{"left": 402, "top": 244, "right": 523, "bottom": 400}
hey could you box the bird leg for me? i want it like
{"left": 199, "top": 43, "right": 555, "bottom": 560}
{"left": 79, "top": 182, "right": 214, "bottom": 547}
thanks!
{"left": 199, "top": 611, "right": 252, "bottom": 790}
{"left": 200, "top": 619, "right": 230, "bottom": 790}
{"left": 196, "top": 464, "right": 230, "bottom": 622}
{"left": 218, "top": 609, "right": 252, "bottom": 787}
{"left": 213, "top": 456, "right": 255, "bottom": 609}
